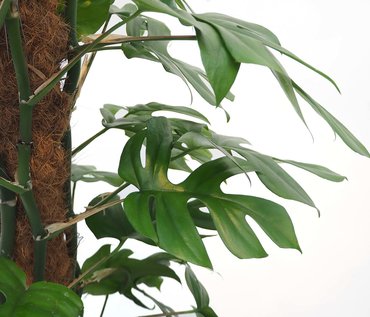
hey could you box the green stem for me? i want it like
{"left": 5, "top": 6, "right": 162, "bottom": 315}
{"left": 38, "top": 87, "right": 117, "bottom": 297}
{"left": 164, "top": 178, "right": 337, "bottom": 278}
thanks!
{"left": 27, "top": 10, "right": 142, "bottom": 107}
{"left": 63, "top": 0, "right": 81, "bottom": 284}
{"left": 0, "top": 168, "right": 16, "bottom": 258}
{"left": 139, "top": 310, "right": 197, "bottom": 317}
{"left": 72, "top": 127, "right": 109, "bottom": 157}
{"left": 99, "top": 295, "right": 109, "bottom": 317}
{"left": 6, "top": 3, "right": 46, "bottom": 281}
{"left": 64, "top": 0, "right": 80, "bottom": 94}
{"left": 93, "top": 182, "right": 130, "bottom": 208}
{"left": 76, "top": 35, "right": 197, "bottom": 53}
{"left": 63, "top": 128, "right": 79, "bottom": 282}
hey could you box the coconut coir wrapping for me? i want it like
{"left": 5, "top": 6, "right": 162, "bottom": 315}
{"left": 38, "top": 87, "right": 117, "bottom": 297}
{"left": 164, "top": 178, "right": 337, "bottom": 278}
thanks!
{"left": 0, "top": 0, "right": 74, "bottom": 284}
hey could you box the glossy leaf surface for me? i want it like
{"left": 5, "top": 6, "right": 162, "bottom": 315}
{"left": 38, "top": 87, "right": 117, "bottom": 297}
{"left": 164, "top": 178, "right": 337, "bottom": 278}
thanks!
{"left": 119, "top": 117, "right": 301, "bottom": 267}
{"left": 0, "top": 258, "right": 82, "bottom": 317}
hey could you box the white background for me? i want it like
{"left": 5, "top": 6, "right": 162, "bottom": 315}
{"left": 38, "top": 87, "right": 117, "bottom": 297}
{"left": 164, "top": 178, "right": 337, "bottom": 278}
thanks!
{"left": 71, "top": 1, "right": 370, "bottom": 316}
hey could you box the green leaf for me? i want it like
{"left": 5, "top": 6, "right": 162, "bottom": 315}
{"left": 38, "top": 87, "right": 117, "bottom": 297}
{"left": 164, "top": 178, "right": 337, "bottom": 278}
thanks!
{"left": 294, "top": 83, "right": 370, "bottom": 157}
{"left": 86, "top": 195, "right": 136, "bottom": 240}
{"left": 122, "top": 14, "right": 224, "bottom": 106}
{"left": 198, "top": 307, "right": 219, "bottom": 317}
{"left": 100, "top": 104, "right": 125, "bottom": 123}
{"left": 195, "top": 12, "right": 339, "bottom": 91}
{"left": 81, "top": 244, "right": 112, "bottom": 274}
{"left": 275, "top": 159, "right": 347, "bottom": 182}
{"left": 110, "top": 3, "right": 138, "bottom": 19}
{"left": 187, "top": 200, "right": 216, "bottom": 230}
{"left": 0, "top": 258, "right": 82, "bottom": 317}
{"left": 237, "top": 149, "right": 317, "bottom": 210}
{"left": 119, "top": 117, "right": 301, "bottom": 266}
{"left": 178, "top": 131, "right": 317, "bottom": 210}
{"left": 82, "top": 247, "right": 180, "bottom": 301}
{"left": 195, "top": 14, "right": 282, "bottom": 72}
{"left": 71, "top": 164, "right": 124, "bottom": 187}
{"left": 136, "top": 288, "right": 177, "bottom": 315}
{"left": 124, "top": 192, "right": 158, "bottom": 243}
{"left": 125, "top": 12, "right": 236, "bottom": 105}
{"left": 132, "top": 0, "right": 196, "bottom": 25}
{"left": 81, "top": 246, "right": 132, "bottom": 295}
{"left": 125, "top": 102, "right": 210, "bottom": 124}
{"left": 195, "top": 21, "right": 240, "bottom": 105}
{"left": 185, "top": 266, "right": 209, "bottom": 309}
{"left": 0, "top": 0, "right": 11, "bottom": 30}
{"left": 77, "top": 0, "right": 112, "bottom": 36}
{"left": 272, "top": 69, "right": 308, "bottom": 129}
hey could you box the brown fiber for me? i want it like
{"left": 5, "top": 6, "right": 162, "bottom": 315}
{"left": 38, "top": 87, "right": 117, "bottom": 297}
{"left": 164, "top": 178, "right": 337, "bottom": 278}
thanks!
{"left": 0, "top": 0, "right": 74, "bottom": 284}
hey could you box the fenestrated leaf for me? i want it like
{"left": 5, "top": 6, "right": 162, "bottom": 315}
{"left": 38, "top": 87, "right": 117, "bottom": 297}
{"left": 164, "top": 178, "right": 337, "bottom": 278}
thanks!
{"left": 294, "top": 83, "right": 370, "bottom": 157}
{"left": 77, "top": 0, "right": 112, "bottom": 36}
{"left": 195, "top": 12, "right": 339, "bottom": 91}
{"left": 195, "top": 14, "right": 281, "bottom": 73}
{"left": 194, "top": 13, "right": 308, "bottom": 116}
{"left": 274, "top": 159, "right": 347, "bottom": 182}
{"left": 122, "top": 14, "right": 225, "bottom": 106}
{"left": 187, "top": 200, "right": 216, "bottom": 230}
{"left": 124, "top": 192, "right": 158, "bottom": 243}
{"left": 119, "top": 117, "right": 301, "bottom": 266}
{"left": 237, "top": 149, "right": 317, "bottom": 210}
{"left": 0, "top": 258, "right": 82, "bottom": 317}
{"left": 178, "top": 131, "right": 317, "bottom": 210}
{"left": 72, "top": 164, "right": 124, "bottom": 187}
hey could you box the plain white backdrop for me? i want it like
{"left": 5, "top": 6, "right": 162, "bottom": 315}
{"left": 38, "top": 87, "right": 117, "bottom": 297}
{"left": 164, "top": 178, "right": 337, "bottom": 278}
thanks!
{"left": 71, "top": 1, "right": 370, "bottom": 316}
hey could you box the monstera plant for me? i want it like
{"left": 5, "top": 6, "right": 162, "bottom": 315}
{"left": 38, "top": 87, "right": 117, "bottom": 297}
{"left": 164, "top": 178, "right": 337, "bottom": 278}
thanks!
{"left": 0, "top": 0, "right": 367, "bottom": 316}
